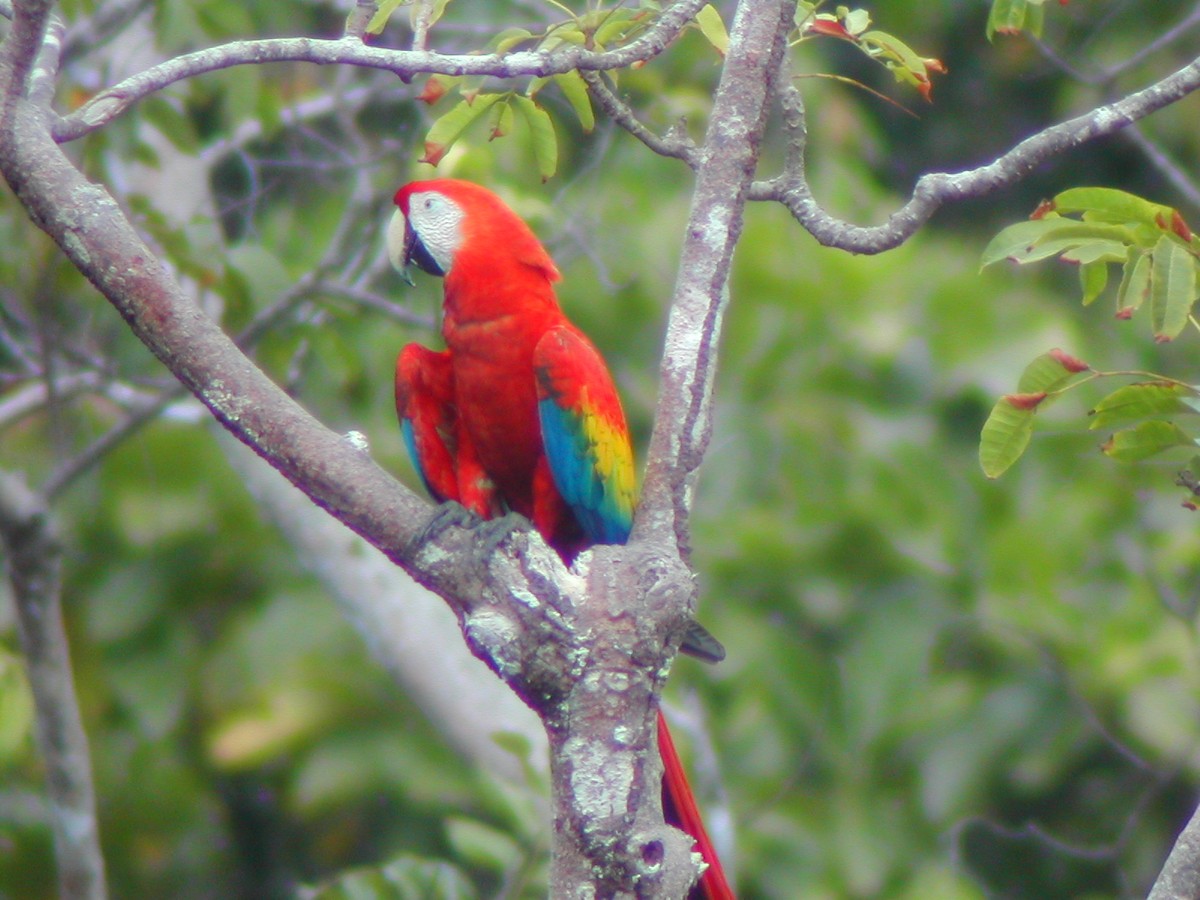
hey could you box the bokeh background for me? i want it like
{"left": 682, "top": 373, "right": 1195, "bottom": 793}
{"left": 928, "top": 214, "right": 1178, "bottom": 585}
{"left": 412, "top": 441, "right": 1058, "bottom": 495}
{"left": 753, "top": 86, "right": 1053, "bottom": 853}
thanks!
{"left": 4, "top": 2, "right": 1200, "bottom": 897}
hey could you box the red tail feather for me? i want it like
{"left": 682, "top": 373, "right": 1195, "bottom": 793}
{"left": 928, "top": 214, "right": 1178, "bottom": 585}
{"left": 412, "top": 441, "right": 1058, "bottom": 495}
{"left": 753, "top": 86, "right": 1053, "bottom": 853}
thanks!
{"left": 657, "top": 711, "right": 735, "bottom": 899}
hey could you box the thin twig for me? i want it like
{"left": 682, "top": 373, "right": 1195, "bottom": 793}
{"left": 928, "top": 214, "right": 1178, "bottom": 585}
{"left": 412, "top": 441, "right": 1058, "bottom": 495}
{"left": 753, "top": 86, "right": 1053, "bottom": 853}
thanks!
{"left": 1034, "top": 2, "right": 1200, "bottom": 86}
{"left": 1026, "top": 3, "right": 1200, "bottom": 213}
{"left": 578, "top": 15, "right": 1200, "bottom": 256}
{"left": 759, "top": 53, "right": 1200, "bottom": 254}
{"left": 581, "top": 71, "right": 700, "bottom": 166}
{"left": 41, "top": 387, "right": 183, "bottom": 501}
{"left": 1124, "top": 124, "right": 1200, "bottom": 211}
{"left": 53, "top": 0, "right": 710, "bottom": 141}
{"left": 0, "top": 371, "right": 105, "bottom": 429}
{"left": 0, "top": 472, "right": 107, "bottom": 900}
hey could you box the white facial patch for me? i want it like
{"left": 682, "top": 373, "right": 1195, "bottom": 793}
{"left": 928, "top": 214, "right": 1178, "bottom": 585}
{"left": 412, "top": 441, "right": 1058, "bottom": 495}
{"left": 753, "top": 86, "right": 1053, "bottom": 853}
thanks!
{"left": 386, "top": 208, "right": 409, "bottom": 273}
{"left": 406, "top": 191, "right": 465, "bottom": 275}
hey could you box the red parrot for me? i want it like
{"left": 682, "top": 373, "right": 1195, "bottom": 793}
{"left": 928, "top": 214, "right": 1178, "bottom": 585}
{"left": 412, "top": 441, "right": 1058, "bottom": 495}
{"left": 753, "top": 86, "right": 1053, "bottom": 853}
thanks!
{"left": 388, "top": 178, "right": 733, "bottom": 899}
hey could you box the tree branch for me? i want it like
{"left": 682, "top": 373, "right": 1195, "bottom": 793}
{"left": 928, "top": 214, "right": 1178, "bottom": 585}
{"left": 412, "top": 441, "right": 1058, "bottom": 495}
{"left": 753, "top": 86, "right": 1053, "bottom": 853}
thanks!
{"left": 2, "top": 0, "right": 52, "bottom": 101}
{"left": 582, "top": 16, "right": 1200, "bottom": 257}
{"left": 761, "top": 52, "right": 1200, "bottom": 254}
{"left": 1149, "top": 802, "right": 1200, "bottom": 900}
{"left": 0, "top": 472, "right": 107, "bottom": 900}
{"left": 581, "top": 70, "right": 700, "bottom": 167}
{"left": 1, "top": 0, "right": 592, "bottom": 687}
{"left": 638, "top": 0, "right": 792, "bottom": 556}
{"left": 562, "top": 7, "right": 794, "bottom": 886}
{"left": 1123, "top": 123, "right": 1200, "bottom": 212}
{"left": 0, "top": 7, "right": 703, "bottom": 896}
{"left": 218, "top": 433, "right": 548, "bottom": 789}
{"left": 52, "top": 0, "right": 709, "bottom": 142}
{"left": 1032, "top": 3, "right": 1200, "bottom": 87}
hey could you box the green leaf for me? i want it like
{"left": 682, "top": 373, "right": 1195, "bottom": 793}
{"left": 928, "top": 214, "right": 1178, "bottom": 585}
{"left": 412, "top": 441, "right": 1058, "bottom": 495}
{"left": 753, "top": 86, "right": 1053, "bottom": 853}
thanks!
{"left": 1101, "top": 420, "right": 1197, "bottom": 462}
{"left": 1011, "top": 225, "right": 1136, "bottom": 265}
{"left": 486, "top": 98, "right": 514, "bottom": 139}
{"left": 417, "top": 73, "right": 461, "bottom": 104}
{"left": 305, "top": 855, "right": 478, "bottom": 899}
{"left": 1117, "top": 251, "right": 1152, "bottom": 313}
{"left": 795, "top": 1, "right": 817, "bottom": 29}
{"left": 1016, "top": 350, "right": 1086, "bottom": 394}
{"left": 593, "top": 9, "right": 648, "bottom": 49}
{"left": 1000, "top": 236, "right": 1078, "bottom": 265}
{"left": 512, "top": 95, "right": 557, "bottom": 181}
{"left": 366, "top": 0, "right": 406, "bottom": 35}
{"left": 445, "top": 817, "right": 522, "bottom": 874}
{"left": 1022, "top": 3, "right": 1045, "bottom": 38}
{"left": 525, "top": 75, "right": 549, "bottom": 99}
{"left": 1055, "top": 187, "right": 1176, "bottom": 229}
{"left": 843, "top": 9, "right": 872, "bottom": 36}
{"left": 1079, "top": 260, "right": 1108, "bottom": 305}
{"left": 456, "top": 76, "right": 488, "bottom": 102}
{"left": 695, "top": 4, "right": 729, "bottom": 55}
{"left": 553, "top": 71, "right": 595, "bottom": 133}
{"left": 490, "top": 26, "right": 536, "bottom": 54}
{"left": 861, "top": 29, "right": 926, "bottom": 77}
{"left": 982, "top": 219, "right": 1133, "bottom": 268}
{"left": 1060, "top": 239, "right": 1128, "bottom": 266}
{"left": 1089, "top": 382, "right": 1197, "bottom": 431}
{"left": 979, "top": 396, "right": 1037, "bottom": 478}
{"left": 987, "top": 0, "right": 1040, "bottom": 40}
{"left": 420, "top": 94, "right": 504, "bottom": 166}
{"left": 980, "top": 218, "right": 1063, "bottom": 267}
{"left": 1150, "top": 234, "right": 1197, "bottom": 341}
{"left": 541, "top": 23, "right": 586, "bottom": 52}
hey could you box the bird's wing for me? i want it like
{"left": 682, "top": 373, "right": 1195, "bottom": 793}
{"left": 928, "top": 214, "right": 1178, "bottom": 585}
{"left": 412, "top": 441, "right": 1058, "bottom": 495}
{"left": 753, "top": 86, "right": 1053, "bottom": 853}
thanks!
{"left": 534, "top": 325, "right": 637, "bottom": 544}
{"left": 395, "top": 344, "right": 460, "bottom": 504}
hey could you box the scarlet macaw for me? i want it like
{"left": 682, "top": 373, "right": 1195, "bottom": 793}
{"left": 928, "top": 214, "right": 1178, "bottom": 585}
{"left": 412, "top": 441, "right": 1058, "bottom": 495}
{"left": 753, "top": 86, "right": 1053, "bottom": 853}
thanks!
{"left": 388, "top": 179, "right": 733, "bottom": 899}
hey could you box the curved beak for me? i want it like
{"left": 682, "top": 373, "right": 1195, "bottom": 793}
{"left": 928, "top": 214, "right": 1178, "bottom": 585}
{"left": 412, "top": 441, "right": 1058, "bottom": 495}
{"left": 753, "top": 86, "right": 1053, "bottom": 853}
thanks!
{"left": 386, "top": 206, "right": 448, "bottom": 282}
{"left": 386, "top": 208, "right": 416, "bottom": 286}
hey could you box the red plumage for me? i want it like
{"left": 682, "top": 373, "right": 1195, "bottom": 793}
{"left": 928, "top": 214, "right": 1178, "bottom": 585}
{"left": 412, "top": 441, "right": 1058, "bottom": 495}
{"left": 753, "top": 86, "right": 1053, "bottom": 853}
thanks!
{"left": 394, "top": 179, "right": 585, "bottom": 551}
{"left": 392, "top": 179, "right": 732, "bottom": 898}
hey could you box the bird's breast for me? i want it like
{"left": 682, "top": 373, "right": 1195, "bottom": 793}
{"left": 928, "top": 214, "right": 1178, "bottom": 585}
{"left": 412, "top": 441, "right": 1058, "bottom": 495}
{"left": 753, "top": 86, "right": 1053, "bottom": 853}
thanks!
{"left": 445, "top": 314, "right": 548, "bottom": 516}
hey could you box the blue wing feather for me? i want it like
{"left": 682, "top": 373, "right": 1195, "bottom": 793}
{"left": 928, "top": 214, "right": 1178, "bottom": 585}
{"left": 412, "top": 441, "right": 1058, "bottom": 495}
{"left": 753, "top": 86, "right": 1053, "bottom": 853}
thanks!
{"left": 534, "top": 327, "right": 637, "bottom": 546}
{"left": 538, "top": 397, "right": 631, "bottom": 543}
{"left": 401, "top": 417, "right": 446, "bottom": 503}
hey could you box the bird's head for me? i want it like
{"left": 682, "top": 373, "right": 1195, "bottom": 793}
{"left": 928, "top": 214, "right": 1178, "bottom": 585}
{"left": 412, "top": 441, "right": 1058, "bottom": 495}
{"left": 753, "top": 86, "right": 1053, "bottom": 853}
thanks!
{"left": 388, "top": 179, "right": 560, "bottom": 286}
{"left": 388, "top": 181, "right": 464, "bottom": 284}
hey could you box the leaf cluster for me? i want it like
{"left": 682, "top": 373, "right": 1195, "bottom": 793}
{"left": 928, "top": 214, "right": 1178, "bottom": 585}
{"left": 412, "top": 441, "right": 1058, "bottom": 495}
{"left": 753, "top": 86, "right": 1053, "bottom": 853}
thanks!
{"left": 795, "top": 3, "right": 946, "bottom": 101}
{"left": 406, "top": 2, "right": 667, "bottom": 180}
{"left": 411, "top": 1, "right": 944, "bottom": 181}
{"left": 980, "top": 188, "right": 1200, "bottom": 488}
{"left": 986, "top": 0, "right": 1071, "bottom": 42}
{"left": 983, "top": 188, "right": 1199, "bottom": 341}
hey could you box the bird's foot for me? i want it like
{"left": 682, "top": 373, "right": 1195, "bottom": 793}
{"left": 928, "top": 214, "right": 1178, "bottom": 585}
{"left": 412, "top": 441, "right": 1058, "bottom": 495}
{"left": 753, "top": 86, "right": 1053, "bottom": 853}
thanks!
{"left": 474, "top": 510, "right": 536, "bottom": 560}
{"left": 408, "top": 501, "right": 483, "bottom": 555}
{"left": 408, "top": 503, "right": 536, "bottom": 563}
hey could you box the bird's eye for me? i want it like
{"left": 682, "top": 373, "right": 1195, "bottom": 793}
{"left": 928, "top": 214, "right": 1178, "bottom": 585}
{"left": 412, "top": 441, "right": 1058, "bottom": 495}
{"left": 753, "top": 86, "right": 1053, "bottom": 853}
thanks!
{"left": 423, "top": 198, "right": 434, "bottom": 210}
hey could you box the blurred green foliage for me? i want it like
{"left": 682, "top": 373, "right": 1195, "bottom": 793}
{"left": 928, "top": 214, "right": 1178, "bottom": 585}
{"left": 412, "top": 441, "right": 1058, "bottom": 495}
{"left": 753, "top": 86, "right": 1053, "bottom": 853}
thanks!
{"left": 4, "top": 1, "right": 1200, "bottom": 898}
